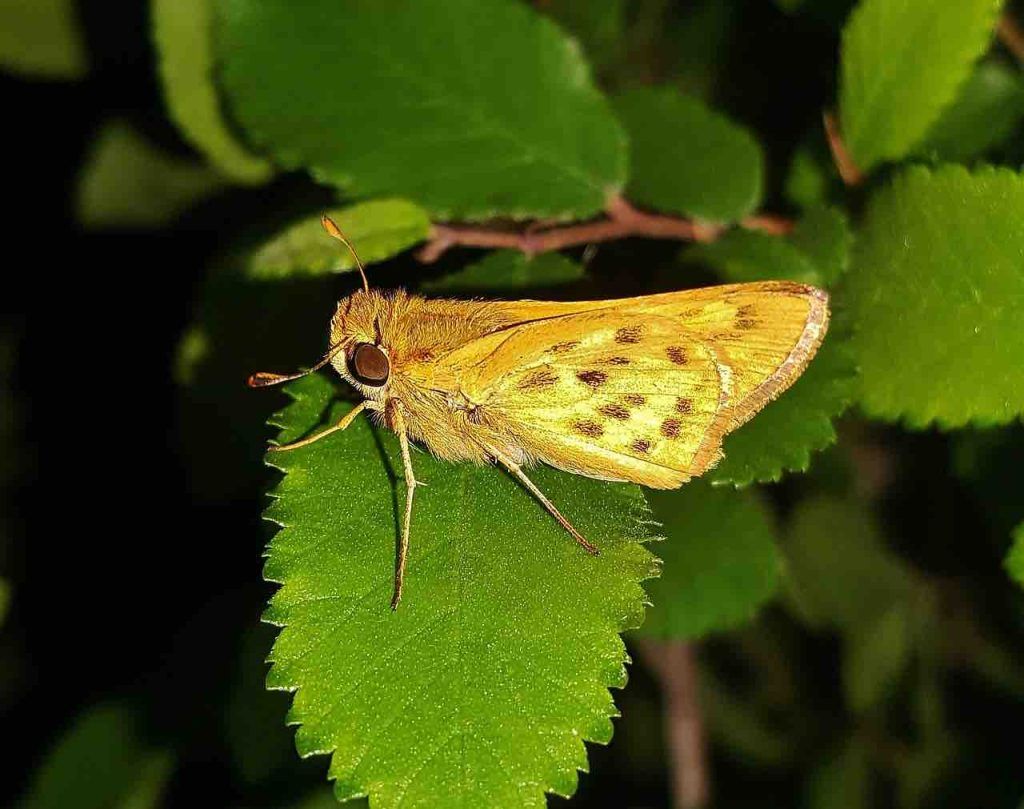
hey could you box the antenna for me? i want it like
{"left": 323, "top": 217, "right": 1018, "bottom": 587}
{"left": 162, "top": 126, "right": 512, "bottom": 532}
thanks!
{"left": 321, "top": 214, "right": 370, "bottom": 294}
{"left": 247, "top": 340, "right": 348, "bottom": 388}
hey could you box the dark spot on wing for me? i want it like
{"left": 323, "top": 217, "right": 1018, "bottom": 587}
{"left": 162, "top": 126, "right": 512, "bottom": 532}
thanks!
{"left": 666, "top": 346, "right": 688, "bottom": 365}
{"left": 573, "top": 419, "right": 605, "bottom": 438}
{"left": 551, "top": 340, "right": 580, "bottom": 354}
{"left": 601, "top": 356, "right": 631, "bottom": 366}
{"left": 736, "top": 318, "right": 758, "bottom": 330}
{"left": 518, "top": 369, "right": 558, "bottom": 391}
{"left": 407, "top": 348, "right": 436, "bottom": 362}
{"left": 661, "top": 419, "right": 682, "bottom": 438}
{"left": 598, "top": 403, "right": 630, "bottom": 421}
{"left": 623, "top": 394, "right": 646, "bottom": 407}
{"left": 675, "top": 397, "right": 693, "bottom": 415}
{"left": 631, "top": 438, "right": 651, "bottom": 454}
{"left": 577, "top": 370, "right": 608, "bottom": 388}
{"left": 615, "top": 326, "right": 643, "bottom": 344}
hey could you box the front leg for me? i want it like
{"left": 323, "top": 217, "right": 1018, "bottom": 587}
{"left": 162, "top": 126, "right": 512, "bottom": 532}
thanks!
{"left": 387, "top": 400, "right": 419, "bottom": 610}
{"left": 270, "top": 399, "right": 378, "bottom": 452}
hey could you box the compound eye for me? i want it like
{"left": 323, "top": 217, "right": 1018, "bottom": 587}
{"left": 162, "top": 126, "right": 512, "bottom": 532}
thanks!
{"left": 350, "top": 343, "right": 390, "bottom": 386}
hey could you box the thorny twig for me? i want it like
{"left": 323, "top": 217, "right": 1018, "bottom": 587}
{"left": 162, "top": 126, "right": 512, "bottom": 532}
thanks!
{"left": 416, "top": 194, "right": 793, "bottom": 263}
{"left": 823, "top": 111, "right": 863, "bottom": 187}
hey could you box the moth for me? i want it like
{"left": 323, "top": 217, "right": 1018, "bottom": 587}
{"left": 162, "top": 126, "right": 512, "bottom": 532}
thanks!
{"left": 251, "top": 217, "right": 829, "bottom": 609}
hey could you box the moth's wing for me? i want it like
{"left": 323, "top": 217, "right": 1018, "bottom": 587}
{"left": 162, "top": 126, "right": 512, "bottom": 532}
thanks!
{"left": 455, "top": 312, "right": 722, "bottom": 487}
{"left": 477, "top": 281, "right": 829, "bottom": 431}
{"left": 643, "top": 282, "right": 830, "bottom": 430}
{"left": 439, "top": 282, "right": 828, "bottom": 488}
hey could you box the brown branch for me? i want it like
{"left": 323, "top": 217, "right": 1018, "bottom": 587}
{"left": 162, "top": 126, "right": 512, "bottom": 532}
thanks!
{"left": 636, "top": 640, "right": 710, "bottom": 809}
{"left": 823, "top": 110, "right": 863, "bottom": 187}
{"left": 998, "top": 12, "right": 1024, "bottom": 62}
{"left": 416, "top": 195, "right": 792, "bottom": 263}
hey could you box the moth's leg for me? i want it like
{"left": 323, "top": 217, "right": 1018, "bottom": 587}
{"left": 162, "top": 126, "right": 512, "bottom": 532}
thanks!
{"left": 269, "top": 400, "right": 372, "bottom": 452}
{"left": 490, "top": 449, "right": 599, "bottom": 556}
{"left": 388, "top": 401, "right": 418, "bottom": 610}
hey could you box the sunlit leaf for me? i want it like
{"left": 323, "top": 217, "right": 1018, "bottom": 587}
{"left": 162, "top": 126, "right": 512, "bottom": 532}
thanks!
{"left": 219, "top": 0, "right": 626, "bottom": 220}
{"left": 839, "top": 0, "right": 1003, "bottom": 171}
{"left": 263, "top": 374, "right": 658, "bottom": 806}
{"left": 247, "top": 200, "right": 431, "bottom": 280}
{"left": 613, "top": 86, "right": 763, "bottom": 222}
{"left": 845, "top": 165, "right": 1024, "bottom": 427}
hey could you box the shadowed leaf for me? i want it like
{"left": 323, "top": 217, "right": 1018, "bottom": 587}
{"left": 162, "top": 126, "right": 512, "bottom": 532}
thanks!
{"left": 638, "top": 482, "right": 779, "bottom": 640}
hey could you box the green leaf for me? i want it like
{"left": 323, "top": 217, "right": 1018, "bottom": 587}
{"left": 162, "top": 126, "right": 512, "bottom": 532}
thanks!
{"left": 785, "top": 145, "right": 831, "bottom": 210}
{"left": 684, "top": 230, "right": 820, "bottom": 285}
{"left": 613, "top": 86, "right": 763, "bottom": 222}
{"left": 916, "top": 61, "right": 1024, "bottom": 163}
{"left": 842, "top": 605, "right": 912, "bottom": 713}
{"left": 219, "top": 0, "right": 626, "bottom": 221}
{"left": 422, "top": 250, "right": 585, "bottom": 293}
{"left": 839, "top": 0, "right": 1003, "bottom": 172}
{"left": 152, "top": 0, "right": 273, "bottom": 184}
{"left": 845, "top": 165, "right": 1024, "bottom": 428}
{"left": 75, "top": 120, "right": 227, "bottom": 229}
{"left": 1007, "top": 522, "right": 1024, "bottom": 588}
{"left": 0, "top": 0, "right": 87, "bottom": 80}
{"left": 684, "top": 205, "right": 852, "bottom": 287}
{"left": 783, "top": 496, "right": 913, "bottom": 630}
{"left": 246, "top": 200, "right": 432, "bottom": 280}
{"left": 710, "top": 328, "right": 856, "bottom": 487}
{"left": 637, "top": 483, "right": 779, "bottom": 639}
{"left": 18, "top": 703, "right": 173, "bottom": 809}
{"left": 263, "top": 374, "right": 658, "bottom": 807}
{"left": 789, "top": 206, "right": 853, "bottom": 286}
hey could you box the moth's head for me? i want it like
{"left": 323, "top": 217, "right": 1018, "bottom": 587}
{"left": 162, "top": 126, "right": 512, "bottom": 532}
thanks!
{"left": 327, "top": 288, "right": 394, "bottom": 400}
{"left": 247, "top": 215, "right": 395, "bottom": 399}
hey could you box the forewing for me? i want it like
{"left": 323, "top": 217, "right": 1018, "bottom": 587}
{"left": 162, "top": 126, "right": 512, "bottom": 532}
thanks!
{"left": 433, "top": 282, "right": 828, "bottom": 488}
{"left": 456, "top": 312, "right": 726, "bottom": 488}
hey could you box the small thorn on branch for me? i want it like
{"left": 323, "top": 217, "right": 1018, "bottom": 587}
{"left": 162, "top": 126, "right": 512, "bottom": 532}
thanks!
{"left": 823, "top": 111, "right": 863, "bottom": 187}
{"left": 416, "top": 194, "right": 793, "bottom": 263}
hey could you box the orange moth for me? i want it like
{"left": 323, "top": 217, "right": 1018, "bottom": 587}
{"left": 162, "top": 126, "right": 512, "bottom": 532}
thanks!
{"left": 251, "top": 217, "right": 829, "bottom": 608}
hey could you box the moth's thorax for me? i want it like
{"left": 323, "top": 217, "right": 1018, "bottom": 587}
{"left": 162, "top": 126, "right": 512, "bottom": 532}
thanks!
{"left": 327, "top": 288, "right": 516, "bottom": 395}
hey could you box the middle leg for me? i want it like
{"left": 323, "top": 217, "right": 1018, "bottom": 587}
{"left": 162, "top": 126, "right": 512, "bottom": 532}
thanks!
{"left": 490, "top": 449, "right": 599, "bottom": 555}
